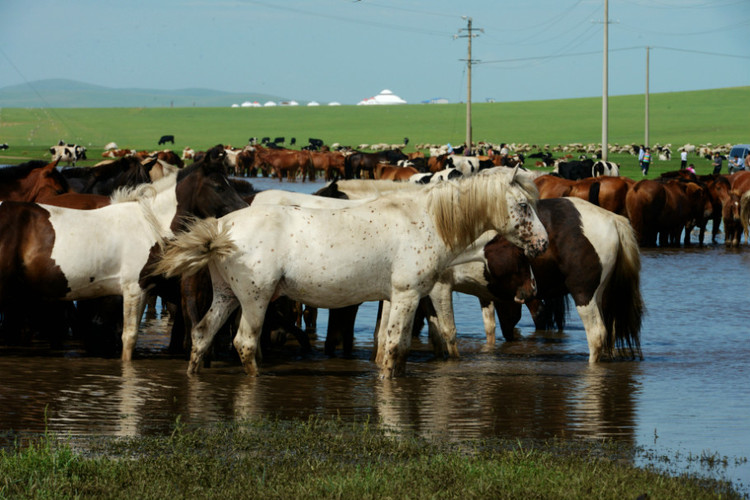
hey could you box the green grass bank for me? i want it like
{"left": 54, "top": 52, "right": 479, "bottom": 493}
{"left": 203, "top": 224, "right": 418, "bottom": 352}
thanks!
{"left": 0, "top": 418, "right": 743, "bottom": 499}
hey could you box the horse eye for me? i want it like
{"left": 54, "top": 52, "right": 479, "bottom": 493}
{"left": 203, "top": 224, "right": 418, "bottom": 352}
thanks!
{"left": 518, "top": 202, "right": 528, "bottom": 211}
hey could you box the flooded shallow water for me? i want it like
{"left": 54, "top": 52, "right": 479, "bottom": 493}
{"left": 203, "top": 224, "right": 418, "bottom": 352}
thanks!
{"left": 1, "top": 177, "right": 749, "bottom": 492}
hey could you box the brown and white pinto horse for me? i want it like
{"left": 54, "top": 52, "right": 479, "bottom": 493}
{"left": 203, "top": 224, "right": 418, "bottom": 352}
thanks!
{"left": 430, "top": 197, "right": 643, "bottom": 362}
{"left": 0, "top": 149, "right": 247, "bottom": 360}
{"left": 0, "top": 159, "right": 69, "bottom": 202}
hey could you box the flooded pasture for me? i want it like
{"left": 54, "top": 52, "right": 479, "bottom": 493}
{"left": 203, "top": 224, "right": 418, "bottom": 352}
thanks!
{"left": 1, "top": 177, "right": 749, "bottom": 492}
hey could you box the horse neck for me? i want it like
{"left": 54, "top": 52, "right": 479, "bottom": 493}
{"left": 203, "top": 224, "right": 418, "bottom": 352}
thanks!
{"left": 427, "top": 177, "right": 500, "bottom": 255}
{"left": 149, "top": 179, "right": 179, "bottom": 231}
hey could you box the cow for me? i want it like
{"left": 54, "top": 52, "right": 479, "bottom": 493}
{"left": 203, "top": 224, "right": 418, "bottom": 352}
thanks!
{"left": 447, "top": 155, "right": 494, "bottom": 176}
{"left": 101, "top": 148, "right": 134, "bottom": 158}
{"left": 0, "top": 143, "right": 8, "bottom": 150}
{"left": 50, "top": 142, "right": 87, "bottom": 166}
{"left": 273, "top": 137, "right": 285, "bottom": 145}
{"left": 290, "top": 137, "right": 297, "bottom": 146}
{"left": 554, "top": 158, "right": 595, "bottom": 180}
{"left": 592, "top": 160, "right": 620, "bottom": 177}
{"left": 308, "top": 138, "right": 324, "bottom": 150}
{"left": 182, "top": 147, "right": 195, "bottom": 161}
{"left": 158, "top": 135, "right": 175, "bottom": 145}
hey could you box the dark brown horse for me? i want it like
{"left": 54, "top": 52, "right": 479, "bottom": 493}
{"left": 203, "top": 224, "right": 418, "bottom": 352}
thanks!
{"left": 61, "top": 156, "right": 154, "bottom": 195}
{"left": 347, "top": 150, "right": 408, "bottom": 179}
{"left": 0, "top": 159, "right": 70, "bottom": 202}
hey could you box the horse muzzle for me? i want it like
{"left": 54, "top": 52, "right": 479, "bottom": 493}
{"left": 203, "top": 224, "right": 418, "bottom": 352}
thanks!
{"left": 524, "top": 237, "right": 548, "bottom": 259}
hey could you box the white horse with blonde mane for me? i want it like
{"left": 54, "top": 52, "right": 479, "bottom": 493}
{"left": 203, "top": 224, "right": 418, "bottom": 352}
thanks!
{"left": 154, "top": 167, "right": 548, "bottom": 378}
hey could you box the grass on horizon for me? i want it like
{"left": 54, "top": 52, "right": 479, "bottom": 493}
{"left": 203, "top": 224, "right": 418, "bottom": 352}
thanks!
{"left": 1, "top": 86, "right": 747, "bottom": 161}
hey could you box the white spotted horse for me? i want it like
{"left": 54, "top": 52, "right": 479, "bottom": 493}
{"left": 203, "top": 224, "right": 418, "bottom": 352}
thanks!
{"left": 154, "top": 167, "right": 548, "bottom": 378}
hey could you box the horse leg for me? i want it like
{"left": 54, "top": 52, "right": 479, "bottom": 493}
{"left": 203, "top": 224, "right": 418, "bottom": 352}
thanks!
{"left": 379, "top": 291, "right": 421, "bottom": 379}
{"left": 576, "top": 301, "right": 608, "bottom": 363}
{"left": 303, "top": 305, "right": 317, "bottom": 334}
{"left": 479, "top": 298, "right": 496, "bottom": 348}
{"left": 325, "top": 304, "right": 358, "bottom": 357}
{"left": 187, "top": 274, "right": 240, "bottom": 374}
{"left": 373, "top": 300, "right": 391, "bottom": 364}
{"left": 233, "top": 303, "right": 270, "bottom": 376}
{"left": 426, "top": 282, "right": 460, "bottom": 358}
{"left": 419, "top": 296, "right": 448, "bottom": 358}
{"left": 120, "top": 286, "right": 148, "bottom": 361}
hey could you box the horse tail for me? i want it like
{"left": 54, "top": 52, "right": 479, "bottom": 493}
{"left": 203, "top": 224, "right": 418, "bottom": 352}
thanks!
{"left": 740, "top": 190, "right": 750, "bottom": 239}
{"left": 588, "top": 181, "right": 601, "bottom": 206}
{"left": 602, "top": 214, "right": 644, "bottom": 360}
{"left": 532, "top": 296, "right": 569, "bottom": 331}
{"left": 152, "top": 217, "right": 236, "bottom": 279}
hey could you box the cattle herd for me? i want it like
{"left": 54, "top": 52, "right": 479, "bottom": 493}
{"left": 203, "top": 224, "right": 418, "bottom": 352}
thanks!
{"left": 0, "top": 137, "right": 748, "bottom": 378}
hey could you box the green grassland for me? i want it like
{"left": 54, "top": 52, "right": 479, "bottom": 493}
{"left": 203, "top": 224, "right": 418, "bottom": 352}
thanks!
{"left": 1, "top": 86, "right": 748, "bottom": 179}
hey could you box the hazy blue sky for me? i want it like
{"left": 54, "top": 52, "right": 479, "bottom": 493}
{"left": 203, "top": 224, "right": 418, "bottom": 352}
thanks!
{"left": 2, "top": 0, "right": 748, "bottom": 105}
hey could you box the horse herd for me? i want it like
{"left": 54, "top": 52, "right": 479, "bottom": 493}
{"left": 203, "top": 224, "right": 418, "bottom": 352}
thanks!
{"left": 3, "top": 144, "right": 748, "bottom": 378}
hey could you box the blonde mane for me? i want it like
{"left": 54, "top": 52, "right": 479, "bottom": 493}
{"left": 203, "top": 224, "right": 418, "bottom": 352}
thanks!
{"left": 428, "top": 168, "right": 539, "bottom": 251}
{"left": 109, "top": 170, "right": 178, "bottom": 204}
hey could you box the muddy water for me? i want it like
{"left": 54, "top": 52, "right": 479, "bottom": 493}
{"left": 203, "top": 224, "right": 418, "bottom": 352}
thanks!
{"left": 1, "top": 177, "right": 749, "bottom": 491}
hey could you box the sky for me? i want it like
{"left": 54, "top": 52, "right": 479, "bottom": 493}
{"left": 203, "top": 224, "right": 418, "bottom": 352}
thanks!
{"left": 1, "top": 0, "right": 749, "bottom": 105}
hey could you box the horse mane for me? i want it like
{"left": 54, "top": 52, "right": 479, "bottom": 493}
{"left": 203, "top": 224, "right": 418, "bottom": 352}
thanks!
{"left": 428, "top": 168, "right": 539, "bottom": 251}
{"left": 0, "top": 160, "right": 50, "bottom": 182}
{"left": 109, "top": 172, "right": 176, "bottom": 204}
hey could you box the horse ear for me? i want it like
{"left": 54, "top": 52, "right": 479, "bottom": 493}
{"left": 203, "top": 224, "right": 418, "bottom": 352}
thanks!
{"left": 511, "top": 165, "right": 519, "bottom": 181}
{"left": 142, "top": 156, "right": 158, "bottom": 172}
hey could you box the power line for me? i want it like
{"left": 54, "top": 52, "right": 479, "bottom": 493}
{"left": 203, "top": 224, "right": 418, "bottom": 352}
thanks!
{"left": 476, "top": 45, "right": 748, "bottom": 65}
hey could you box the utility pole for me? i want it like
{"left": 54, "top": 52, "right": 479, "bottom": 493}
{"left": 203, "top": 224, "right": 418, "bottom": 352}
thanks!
{"left": 456, "top": 17, "right": 482, "bottom": 155}
{"left": 601, "top": 0, "right": 609, "bottom": 161}
{"left": 645, "top": 46, "right": 650, "bottom": 148}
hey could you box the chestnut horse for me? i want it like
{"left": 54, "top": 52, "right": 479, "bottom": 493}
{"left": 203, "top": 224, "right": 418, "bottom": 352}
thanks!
{"left": 374, "top": 163, "right": 419, "bottom": 181}
{"left": 0, "top": 159, "right": 69, "bottom": 202}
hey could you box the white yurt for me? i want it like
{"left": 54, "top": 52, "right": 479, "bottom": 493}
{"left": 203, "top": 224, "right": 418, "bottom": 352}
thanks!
{"left": 357, "top": 89, "right": 407, "bottom": 106}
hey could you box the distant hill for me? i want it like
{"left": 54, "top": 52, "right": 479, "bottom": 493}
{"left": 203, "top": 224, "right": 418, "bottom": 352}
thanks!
{"left": 0, "top": 79, "right": 291, "bottom": 108}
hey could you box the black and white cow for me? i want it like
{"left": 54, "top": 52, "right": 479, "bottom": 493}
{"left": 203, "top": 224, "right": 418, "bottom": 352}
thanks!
{"left": 592, "top": 160, "right": 620, "bottom": 177}
{"left": 50, "top": 141, "right": 87, "bottom": 166}
{"left": 0, "top": 143, "right": 8, "bottom": 150}
{"left": 554, "top": 158, "right": 595, "bottom": 180}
